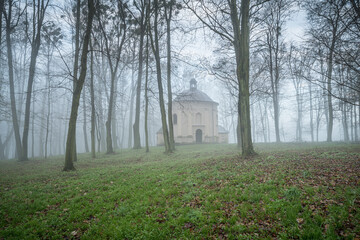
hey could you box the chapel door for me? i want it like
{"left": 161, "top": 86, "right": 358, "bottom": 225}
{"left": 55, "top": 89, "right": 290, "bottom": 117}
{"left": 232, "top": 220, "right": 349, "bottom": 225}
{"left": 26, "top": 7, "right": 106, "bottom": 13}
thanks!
{"left": 196, "top": 129, "right": 202, "bottom": 143}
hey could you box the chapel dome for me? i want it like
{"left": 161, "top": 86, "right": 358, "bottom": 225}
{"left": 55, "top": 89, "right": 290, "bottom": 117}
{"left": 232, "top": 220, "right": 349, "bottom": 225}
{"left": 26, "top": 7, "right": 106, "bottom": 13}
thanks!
{"left": 174, "top": 78, "right": 217, "bottom": 104}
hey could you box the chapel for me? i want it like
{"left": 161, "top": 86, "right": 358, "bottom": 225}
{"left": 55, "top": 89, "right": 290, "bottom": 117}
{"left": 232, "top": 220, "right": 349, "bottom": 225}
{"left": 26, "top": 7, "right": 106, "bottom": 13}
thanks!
{"left": 157, "top": 78, "right": 229, "bottom": 145}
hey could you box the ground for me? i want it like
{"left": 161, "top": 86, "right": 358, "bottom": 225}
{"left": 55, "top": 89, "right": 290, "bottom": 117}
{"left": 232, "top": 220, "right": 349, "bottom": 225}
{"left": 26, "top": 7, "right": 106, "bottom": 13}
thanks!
{"left": 0, "top": 143, "right": 359, "bottom": 239}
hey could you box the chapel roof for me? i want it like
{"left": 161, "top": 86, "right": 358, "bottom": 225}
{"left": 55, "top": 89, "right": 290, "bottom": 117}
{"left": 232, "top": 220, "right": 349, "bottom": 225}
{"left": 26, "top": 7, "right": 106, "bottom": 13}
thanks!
{"left": 174, "top": 78, "right": 217, "bottom": 104}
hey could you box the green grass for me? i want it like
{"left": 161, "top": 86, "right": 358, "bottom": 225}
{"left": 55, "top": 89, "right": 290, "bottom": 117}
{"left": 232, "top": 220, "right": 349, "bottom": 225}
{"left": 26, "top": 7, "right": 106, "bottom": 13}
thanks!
{"left": 0, "top": 143, "right": 359, "bottom": 239}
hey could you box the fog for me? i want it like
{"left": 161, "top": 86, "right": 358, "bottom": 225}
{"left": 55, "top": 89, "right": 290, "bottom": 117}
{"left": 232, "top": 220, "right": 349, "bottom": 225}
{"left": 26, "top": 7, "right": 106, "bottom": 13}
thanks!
{"left": 0, "top": 0, "right": 359, "bottom": 161}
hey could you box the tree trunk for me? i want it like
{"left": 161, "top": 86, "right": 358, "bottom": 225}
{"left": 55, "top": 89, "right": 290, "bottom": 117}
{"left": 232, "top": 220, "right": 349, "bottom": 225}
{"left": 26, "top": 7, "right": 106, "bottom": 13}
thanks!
{"left": 133, "top": 8, "right": 146, "bottom": 149}
{"left": 165, "top": 3, "right": 175, "bottom": 151}
{"left": 82, "top": 87, "right": 89, "bottom": 152}
{"left": 73, "top": 0, "right": 81, "bottom": 90}
{"left": 354, "top": 103, "right": 358, "bottom": 142}
{"left": 236, "top": 116, "right": 241, "bottom": 147}
{"left": 97, "top": 84, "right": 106, "bottom": 152}
{"left": 90, "top": 40, "right": 96, "bottom": 158}
{"left": 251, "top": 103, "right": 256, "bottom": 143}
{"left": 106, "top": 72, "right": 116, "bottom": 154}
{"left": 341, "top": 101, "right": 349, "bottom": 142}
{"left": 64, "top": 0, "right": 95, "bottom": 171}
{"left": 31, "top": 86, "right": 35, "bottom": 159}
{"left": 295, "top": 87, "right": 302, "bottom": 142}
{"left": 21, "top": 0, "right": 49, "bottom": 161}
{"left": 4, "top": 4, "right": 23, "bottom": 160}
{"left": 309, "top": 82, "right": 314, "bottom": 142}
{"left": 128, "top": 43, "right": 136, "bottom": 148}
{"left": 274, "top": 25, "right": 281, "bottom": 143}
{"left": 144, "top": 48, "right": 150, "bottom": 153}
{"left": 0, "top": 137, "right": 4, "bottom": 160}
{"left": 111, "top": 74, "right": 120, "bottom": 150}
{"left": 258, "top": 102, "right": 266, "bottom": 142}
{"left": 0, "top": 0, "right": 4, "bottom": 49}
{"left": 44, "top": 82, "right": 51, "bottom": 159}
{"left": 96, "top": 4, "right": 126, "bottom": 154}
{"left": 39, "top": 89, "right": 46, "bottom": 157}
{"left": 316, "top": 94, "right": 321, "bottom": 142}
{"left": 144, "top": 12, "right": 150, "bottom": 153}
{"left": 69, "top": 0, "right": 81, "bottom": 161}
{"left": 0, "top": 129, "right": 13, "bottom": 160}
{"left": 350, "top": 104, "right": 354, "bottom": 141}
{"left": 326, "top": 34, "right": 337, "bottom": 142}
{"left": 230, "top": 0, "right": 255, "bottom": 156}
{"left": 112, "top": 102, "right": 118, "bottom": 150}
{"left": 149, "top": 0, "right": 171, "bottom": 153}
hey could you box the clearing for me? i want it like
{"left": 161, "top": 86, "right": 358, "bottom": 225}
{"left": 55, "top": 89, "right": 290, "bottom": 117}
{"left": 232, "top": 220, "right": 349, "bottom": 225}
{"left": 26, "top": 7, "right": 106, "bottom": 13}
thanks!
{"left": 0, "top": 143, "right": 359, "bottom": 239}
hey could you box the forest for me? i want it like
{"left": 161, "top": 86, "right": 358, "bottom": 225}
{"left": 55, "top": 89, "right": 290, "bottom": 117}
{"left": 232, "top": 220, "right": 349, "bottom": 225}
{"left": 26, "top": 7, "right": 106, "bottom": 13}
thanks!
{"left": 0, "top": 0, "right": 359, "bottom": 163}
{"left": 0, "top": 0, "right": 359, "bottom": 238}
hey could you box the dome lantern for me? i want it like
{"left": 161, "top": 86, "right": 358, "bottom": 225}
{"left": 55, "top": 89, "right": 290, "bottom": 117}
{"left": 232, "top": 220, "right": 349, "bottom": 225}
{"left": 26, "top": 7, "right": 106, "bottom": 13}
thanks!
{"left": 190, "top": 78, "right": 197, "bottom": 91}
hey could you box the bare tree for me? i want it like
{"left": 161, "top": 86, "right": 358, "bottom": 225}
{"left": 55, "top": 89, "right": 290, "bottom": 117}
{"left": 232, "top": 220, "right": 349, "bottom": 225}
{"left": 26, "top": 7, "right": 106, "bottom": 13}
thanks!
{"left": 3, "top": 0, "right": 24, "bottom": 160}
{"left": 288, "top": 44, "right": 307, "bottom": 142}
{"left": 96, "top": 0, "right": 128, "bottom": 154}
{"left": 20, "top": 0, "right": 50, "bottom": 161}
{"left": 132, "top": 0, "right": 148, "bottom": 149}
{"left": 260, "top": 0, "right": 293, "bottom": 143}
{"left": 229, "top": 0, "right": 255, "bottom": 155}
{"left": 163, "top": 0, "right": 181, "bottom": 152}
{"left": 149, "top": 0, "right": 172, "bottom": 153}
{"left": 305, "top": 0, "right": 350, "bottom": 142}
{"left": 64, "top": 0, "right": 95, "bottom": 171}
{"left": 90, "top": 39, "right": 96, "bottom": 158}
{"left": 42, "top": 21, "right": 63, "bottom": 158}
{"left": 185, "top": 0, "right": 257, "bottom": 155}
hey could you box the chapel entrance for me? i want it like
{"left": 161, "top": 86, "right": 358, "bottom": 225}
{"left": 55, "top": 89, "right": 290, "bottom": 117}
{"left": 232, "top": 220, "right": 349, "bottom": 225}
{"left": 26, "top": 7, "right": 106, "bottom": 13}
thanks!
{"left": 196, "top": 129, "right": 202, "bottom": 143}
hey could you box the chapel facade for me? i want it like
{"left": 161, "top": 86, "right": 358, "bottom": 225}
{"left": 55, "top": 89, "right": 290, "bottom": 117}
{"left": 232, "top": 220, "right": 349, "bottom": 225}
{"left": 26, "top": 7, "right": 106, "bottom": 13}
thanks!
{"left": 157, "top": 79, "right": 228, "bottom": 145}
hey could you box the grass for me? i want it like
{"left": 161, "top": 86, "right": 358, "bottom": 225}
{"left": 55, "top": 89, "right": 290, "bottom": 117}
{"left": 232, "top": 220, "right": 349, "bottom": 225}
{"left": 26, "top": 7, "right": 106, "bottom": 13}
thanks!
{"left": 0, "top": 142, "right": 359, "bottom": 239}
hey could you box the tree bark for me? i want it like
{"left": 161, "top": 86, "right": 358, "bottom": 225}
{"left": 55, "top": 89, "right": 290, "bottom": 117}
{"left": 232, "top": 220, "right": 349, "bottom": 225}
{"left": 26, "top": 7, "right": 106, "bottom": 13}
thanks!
{"left": 21, "top": 0, "right": 49, "bottom": 161}
{"left": 149, "top": 0, "right": 171, "bottom": 153}
{"left": 90, "top": 40, "right": 96, "bottom": 158}
{"left": 44, "top": 91, "right": 50, "bottom": 158}
{"left": 96, "top": 3, "right": 126, "bottom": 154}
{"left": 4, "top": 2, "right": 23, "bottom": 160}
{"left": 236, "top": 116, "right": 241, "bottom": 148}
{"left": 64, "top": 0, "right": 95, "bottom": 171}
{"left": 106, "top": 73, "right": 116, "bottom": 154}
{"left": 229, "top": 0, "right": 255, "bottom": 156}
{"left": 128, "top": 41, "right": 136, "bottom": 148}
{"left": 31, "top": 92, "right": 35, "bottom": 159}
{"left": 0, "top": 137, "right": 4, "bottom": 160}
{"left": 133, "top": 4, "right": 146, "bottom": 149}
{"left": 111, "top": 82, "right": 118, "bottom": 150}
{"left": 144, "top": 2, "right": 150, "bottom": 153}
{"left": 309, "top": 82, "right": 314, "bottom": 142}
{"left": 73, "top": 0, "right": 81, "bottom": 90}
{"left": 82, "top": 88, "right": 89, "bottom": 152}
{"left": 144, "top": 35, "right": 150, "bottom": 153}
{"left": 326, "top": 37, "right": 336, "bottom": 142}
{"left": 164, "top": 1, "right": 175, "bottom": 151}
{"left": 0, "top": 0, "right": 4, "bottom": 47}
{"left": 355, "top": 104, "right": 358, "bottom": 141}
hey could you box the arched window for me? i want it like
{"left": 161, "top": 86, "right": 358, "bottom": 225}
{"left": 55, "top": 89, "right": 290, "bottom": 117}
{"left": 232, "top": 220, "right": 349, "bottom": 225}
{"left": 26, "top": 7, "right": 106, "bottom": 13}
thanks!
{"left": 173, "top": 114, "right": 177, "bottom": 125}
{"left": 195, "top": 112, "right": 201, "bottom": 124}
